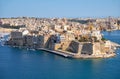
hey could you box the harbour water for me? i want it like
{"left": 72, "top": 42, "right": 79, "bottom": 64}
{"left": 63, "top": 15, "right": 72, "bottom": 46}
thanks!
{"left": 0, "top": 31, "right": 120, "bottom": 79}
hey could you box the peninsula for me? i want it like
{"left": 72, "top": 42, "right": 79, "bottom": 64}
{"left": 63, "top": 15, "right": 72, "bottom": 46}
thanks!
{"left": 0, "top": 17, "right": 120, "bottom": 58}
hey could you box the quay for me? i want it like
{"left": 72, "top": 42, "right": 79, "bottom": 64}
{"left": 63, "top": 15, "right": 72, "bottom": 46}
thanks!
{"left": 37, "top": 48, "right": 116, "bottom": 59}
{"left": 37, "top": 48, "right": 74, "bottom": 58}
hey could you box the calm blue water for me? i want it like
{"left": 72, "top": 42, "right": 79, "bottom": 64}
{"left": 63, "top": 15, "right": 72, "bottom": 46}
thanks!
{"left": 0, "top": 31, "right": 120, "bottom": 79}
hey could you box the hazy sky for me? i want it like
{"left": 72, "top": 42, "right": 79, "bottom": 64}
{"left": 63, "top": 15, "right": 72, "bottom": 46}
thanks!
{"left": 0, "top": 0, "right": 120, "bottom": 18}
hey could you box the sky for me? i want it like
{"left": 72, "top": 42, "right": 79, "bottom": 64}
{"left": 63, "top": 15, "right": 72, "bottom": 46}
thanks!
{"left": 0, "top": 0, "right": 120, "bottom": 18}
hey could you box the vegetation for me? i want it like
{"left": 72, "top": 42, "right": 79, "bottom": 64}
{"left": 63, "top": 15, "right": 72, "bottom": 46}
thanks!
{"left": 79, "top": 35, "right": 90, "bottom": 42}
{"left": 101, "top": 37, "right": 107, "bottom": 41}
{"left": 0, "top": 24, "right": 25, "bottom": 29}
{"left": 78, "top": 35, "right": 100, "bottom": 42}
{"left": 92, "top": 36, "right": 100, "bottom": 42}
{"left": 69, "top": 19, "right": 89, "bottom": 24}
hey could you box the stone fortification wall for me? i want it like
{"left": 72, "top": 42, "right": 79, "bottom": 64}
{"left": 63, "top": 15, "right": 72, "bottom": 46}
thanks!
{"left": 81, "top": 43, "right": 93, "bottom": 55}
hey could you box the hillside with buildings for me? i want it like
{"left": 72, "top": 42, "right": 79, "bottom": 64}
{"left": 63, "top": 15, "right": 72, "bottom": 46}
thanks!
{"left": 0, "top": 17, "right": 120, "bottom": 58}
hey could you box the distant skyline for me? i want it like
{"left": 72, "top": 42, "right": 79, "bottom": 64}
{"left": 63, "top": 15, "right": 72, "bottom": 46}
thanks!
{"left": 0, "top": 0, "right": 120, "bottom": 18}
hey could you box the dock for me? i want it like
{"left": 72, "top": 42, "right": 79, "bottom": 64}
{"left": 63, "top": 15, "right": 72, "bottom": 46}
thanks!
{"left": 37, "top": 48, "right": 73, "bottom": 58}
{"left": 37, "top": 48, "right": 116, "bottom": 59}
